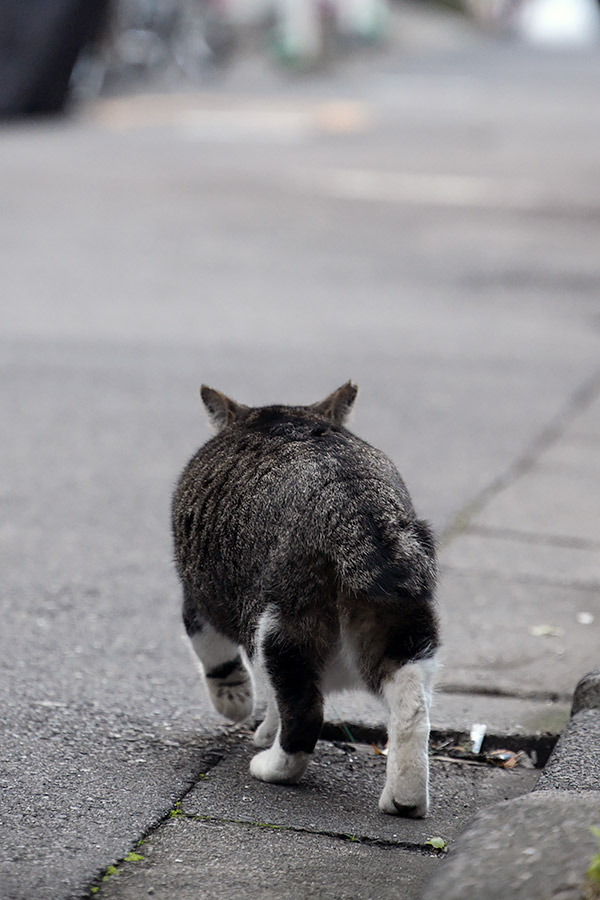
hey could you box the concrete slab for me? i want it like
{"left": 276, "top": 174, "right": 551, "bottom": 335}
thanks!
{"left": 180, "top": 734, "right": 539, "bottom": 846}
{"left": 472, "top": 463, "right": 600, "bottom": 544}
{"left": 436, "top": 570, "right": 600, "bottom": 698}
{"left": 441, "top": 530, "right": 600, "bottom": 589}
{"left": 421, "top": 791, "right": 600, "bottom": 900}
{"left": 535, "top": 709, "right": 600, "bottom": 793}
{"left": 93, "top": 817, "right": 439, "bottom": 900}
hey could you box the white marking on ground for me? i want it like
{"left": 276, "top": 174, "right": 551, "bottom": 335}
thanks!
{"left": 289, "top": 168, "right": 546, "bottom": 211}
{"left": 88, "top": 94, "right": 371, "bottom": 141}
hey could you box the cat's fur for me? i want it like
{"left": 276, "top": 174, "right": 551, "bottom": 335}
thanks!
{"left": 172, "top": 382, "right": 439, "bottom": 817}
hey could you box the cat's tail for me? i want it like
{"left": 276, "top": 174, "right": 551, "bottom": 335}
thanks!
{"left": 326, "top": 513, "right": 437, "bottom": 605}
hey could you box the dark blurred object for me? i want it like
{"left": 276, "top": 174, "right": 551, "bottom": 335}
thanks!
{"left": 95, "top": 0, "right": 230, "bottom": 94}
{"left": 0, "top": 0, "right": 110, "bottom": 117}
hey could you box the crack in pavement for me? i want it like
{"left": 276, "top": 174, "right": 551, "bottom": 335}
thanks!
{"left": 459, "top": 524, "right": 600, "bottom": 551}
{"left": 438, "top": 683, "right": 572, "bottom": 704}
{"left": 440, "top": 366, "right": 600, "bottom": 547}
{"left": 86, "top": 750, "right": 226, "bottom": 897}
{"left": 163, "top": 811, "right": 445, "bottom": 855}
{"left": 439, "top": 565, "right": 600, "bottom": 594}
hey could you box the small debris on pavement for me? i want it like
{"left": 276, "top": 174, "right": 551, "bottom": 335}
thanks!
{"left": 470, "top": 723, "right": 487, "bottom": 755}
{"left": 430, "top": 741, "right": 535, "bottom": 769}
{"left": 576, "top": 611, "right": 595, "bottom": 625}
{"left": 425, "top": 836, "right": 448, "bottom": 852}
{"left": 529, "top": 624, "right": 564, "bottom": 637}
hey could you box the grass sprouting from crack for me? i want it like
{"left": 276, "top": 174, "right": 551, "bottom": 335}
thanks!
{"left": 583, "top": 826, "right": 600, "bottom": 899}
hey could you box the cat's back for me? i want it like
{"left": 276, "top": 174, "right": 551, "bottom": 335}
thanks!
{"left": 173, "top": 402, "right": 416, "bottom": 549}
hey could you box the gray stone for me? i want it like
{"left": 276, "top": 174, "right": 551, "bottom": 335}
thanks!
{"left": 94, "top": 817, "right": 439, "bottom": 900}
{"left": 573, "top": 669, "right": 600, "bottom": 714}
{"left": 421, "top": 791, "right": 600, "bottom": 900}
{"left": 535, "top": 709, "right": 600, "bottom": 793}
{"left": 180, "top": 734, "right": 539, "bottom": 846}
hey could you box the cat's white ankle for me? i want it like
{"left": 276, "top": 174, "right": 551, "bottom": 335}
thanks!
{"left": 253, "top": 718, "right": 279, "bottom": 748}
{"left": 250, "top": 743, "right": 309, "bottom": 784}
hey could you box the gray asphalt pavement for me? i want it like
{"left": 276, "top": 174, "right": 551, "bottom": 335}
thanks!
{"left": 1, "top": 5, "right": 600, "bottom": 898}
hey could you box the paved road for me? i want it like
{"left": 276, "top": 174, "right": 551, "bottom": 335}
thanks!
{"left": 1, "top": 8, "right": 600, "bottom": 899}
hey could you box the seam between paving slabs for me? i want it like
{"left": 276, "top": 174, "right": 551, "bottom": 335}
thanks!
{"left": 85, "top": 749, "right": 225, "bottom": 898}
{"left": 440, "top": 566, "right": 600, "bottom": 594}
{"left": 462, "top": 524, "right": 600, "bottom": 551}
{"left": 440, "top": 365, "right": 600, "bottom": 547}
{"left": 436, "top": 682, "right": 572, "bottom": 704}
{"left": 167, "top": 810, "right": 448, "bottom": 856}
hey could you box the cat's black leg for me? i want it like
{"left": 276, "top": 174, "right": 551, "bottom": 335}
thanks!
{"left": 250, "top": 622, "right": 323, "bottom": 784}
{"left": 183, "top": 591, "right": 254, "bottom": 723}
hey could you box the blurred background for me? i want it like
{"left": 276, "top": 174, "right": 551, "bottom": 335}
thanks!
{"left": 1, "top": 0, "right": 600, "bottom": 529}
{"left": 3, "top": 0, "right": 600, "bottom": 110}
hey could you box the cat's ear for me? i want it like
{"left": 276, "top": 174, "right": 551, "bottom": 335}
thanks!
{"left": 200, "top": 386, "right": 245, "bottom": 430}
{"left": 311, "top": 381, "right": 358, "bottom": 425}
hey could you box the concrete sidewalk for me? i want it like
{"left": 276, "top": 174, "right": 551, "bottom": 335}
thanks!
{"left": 87, "top": 370, "right": 600, "bottom": 900}
{"left": 1, "top": 4, "right": 600, "bottom": 899}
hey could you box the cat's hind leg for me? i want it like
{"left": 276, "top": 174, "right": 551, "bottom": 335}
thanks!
{"left": 378, "top": 657, "right": 436, "bottom": 818}
{"left": 249, "top": 612, "right": 323, "bottom": 784}
{"left": 253, "top": 684, "right": 280, "bottom": 748}
{"left": 346, "top": 589, "right": 438, "bottom": 818}
{"left": 185, "top": 614, "right": 254, "bottom": 723}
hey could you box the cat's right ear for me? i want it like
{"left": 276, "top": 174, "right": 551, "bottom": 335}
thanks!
{"left": 200, "top": 386, "right": 244, "bottom": 431}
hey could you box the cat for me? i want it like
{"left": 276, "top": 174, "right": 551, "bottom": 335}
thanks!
{"left": 172, "top": 382, "right": 439, "bottom": 817}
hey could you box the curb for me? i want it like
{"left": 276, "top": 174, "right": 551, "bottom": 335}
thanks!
{"left": 420, "top": 669, "right": 600, "bottom": 900}
{"left": 572, "top": 668, "right": 600, "bottom": 716}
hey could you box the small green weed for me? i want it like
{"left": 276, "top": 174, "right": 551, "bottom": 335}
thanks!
{"left": 426, "top": 836, "right": 448, "bottom": 853}
{"left": 101, "top": 865, "right": 118, "bottom": 882}
{"left": 581, "top": 827, "right": 600, "bottom": 900}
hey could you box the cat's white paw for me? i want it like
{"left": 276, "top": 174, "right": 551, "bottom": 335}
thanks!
{"left": 207, "top": 679, "right": 253, "bottom": 722}
{"left": 378, "top": 784, "right": 428, "bottom": 818}
{"left": 250, "top": 743, "right": 309, "bottom": 784}
{"left": 253, "top": 718, "right": 279, "bottom": 748}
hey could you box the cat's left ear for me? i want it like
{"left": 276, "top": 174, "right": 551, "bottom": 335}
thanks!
{"left": 311, "top": 381, "right": 358, "bottom": 425}
{"left": 200, "top": 386, "right": 246, "bottom": 430}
